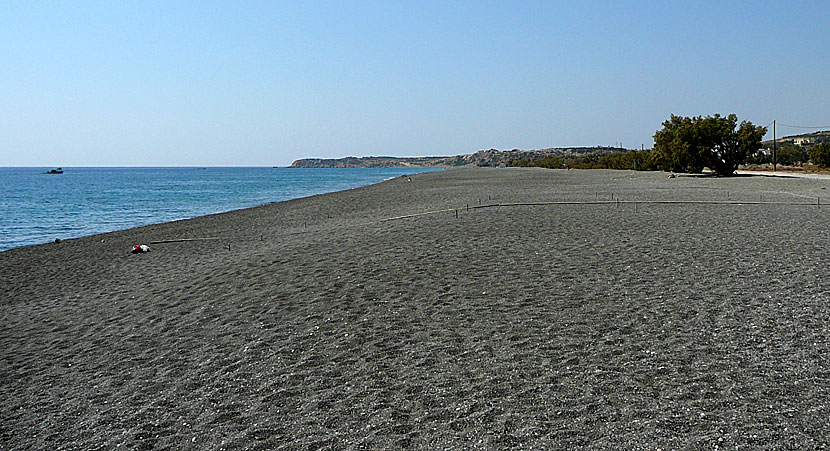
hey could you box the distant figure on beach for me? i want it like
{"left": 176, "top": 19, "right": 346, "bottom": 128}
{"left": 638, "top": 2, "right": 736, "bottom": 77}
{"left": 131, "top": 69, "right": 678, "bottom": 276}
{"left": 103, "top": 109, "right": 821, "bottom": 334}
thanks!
{"left": 407, "top": 177, "right": 411, "bottom": 182}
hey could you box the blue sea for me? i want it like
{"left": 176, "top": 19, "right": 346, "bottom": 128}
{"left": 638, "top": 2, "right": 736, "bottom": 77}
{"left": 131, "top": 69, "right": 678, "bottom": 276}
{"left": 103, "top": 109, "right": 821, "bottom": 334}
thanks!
{"left": 0, "top": 167, "right": 440, "bottom": 252}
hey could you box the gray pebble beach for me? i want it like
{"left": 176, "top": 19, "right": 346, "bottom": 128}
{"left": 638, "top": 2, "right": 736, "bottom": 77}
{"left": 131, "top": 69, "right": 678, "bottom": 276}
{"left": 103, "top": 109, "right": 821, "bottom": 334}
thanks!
{"left": 2, "top": 168, "right": 829, "bottom": 448}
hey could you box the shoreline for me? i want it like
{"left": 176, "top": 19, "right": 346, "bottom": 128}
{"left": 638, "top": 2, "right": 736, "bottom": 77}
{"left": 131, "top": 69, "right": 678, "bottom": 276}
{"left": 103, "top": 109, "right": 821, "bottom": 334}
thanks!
{"left": 3, "top": 168, "right": 830, "bottom": 448}
{"left": 4, "top": 166, "right": 823, "bottom": 254}
{"left": 0, "top": 166, "right": 437, "bottom": 252}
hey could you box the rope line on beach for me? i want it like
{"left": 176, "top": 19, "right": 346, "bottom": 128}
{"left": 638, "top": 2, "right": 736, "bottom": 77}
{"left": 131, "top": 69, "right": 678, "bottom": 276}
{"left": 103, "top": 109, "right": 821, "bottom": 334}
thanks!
{"left": 379, "top": 208, "right": 459, "bottom": 222}
{"left": 147, "top": 199, "right": 822, "bottom": 245}
{"left": 377, "top": 199, "right": 821, "bottom": 223}
{"left": 149, "top": 237, "right": 221, "bottom": 244}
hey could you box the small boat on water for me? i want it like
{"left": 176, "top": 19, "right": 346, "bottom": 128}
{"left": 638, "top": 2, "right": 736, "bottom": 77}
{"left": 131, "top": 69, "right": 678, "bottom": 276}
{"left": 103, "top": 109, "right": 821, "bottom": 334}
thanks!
{"left": 46, "top": 167, "right": 63, "bottom": 174}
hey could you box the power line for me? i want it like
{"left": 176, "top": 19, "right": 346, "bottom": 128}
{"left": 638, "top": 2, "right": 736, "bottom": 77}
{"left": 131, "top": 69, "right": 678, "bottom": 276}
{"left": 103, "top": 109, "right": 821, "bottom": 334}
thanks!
{"left": 777, "top": 123, "right": 830, "bottom": 129}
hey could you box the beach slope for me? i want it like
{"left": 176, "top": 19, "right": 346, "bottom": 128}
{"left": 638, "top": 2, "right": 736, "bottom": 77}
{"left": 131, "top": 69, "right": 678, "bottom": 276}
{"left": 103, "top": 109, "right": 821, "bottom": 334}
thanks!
{"left": 2, "top": 168, "right": 829, "bottom": 448}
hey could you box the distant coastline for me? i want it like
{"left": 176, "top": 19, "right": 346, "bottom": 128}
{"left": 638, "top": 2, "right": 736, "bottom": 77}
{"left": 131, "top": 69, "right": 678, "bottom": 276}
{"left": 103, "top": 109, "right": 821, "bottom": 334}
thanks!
{"left": 289, "top": 146, "right": 626, "bottom": 168}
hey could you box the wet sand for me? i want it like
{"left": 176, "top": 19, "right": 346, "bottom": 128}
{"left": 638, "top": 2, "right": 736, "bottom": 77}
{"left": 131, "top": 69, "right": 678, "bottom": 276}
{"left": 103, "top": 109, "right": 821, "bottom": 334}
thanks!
{"left": 2, "top": 168, "right": 830, "bottom": 448}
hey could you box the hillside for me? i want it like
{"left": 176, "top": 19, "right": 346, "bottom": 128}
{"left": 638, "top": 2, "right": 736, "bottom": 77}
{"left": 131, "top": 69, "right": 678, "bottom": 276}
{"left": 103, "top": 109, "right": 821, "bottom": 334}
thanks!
{"left": 762, "top": 130, "right": 830, "bottom": 146}
{"left": 289, "top": 146, "right": 625, "bottom": 168}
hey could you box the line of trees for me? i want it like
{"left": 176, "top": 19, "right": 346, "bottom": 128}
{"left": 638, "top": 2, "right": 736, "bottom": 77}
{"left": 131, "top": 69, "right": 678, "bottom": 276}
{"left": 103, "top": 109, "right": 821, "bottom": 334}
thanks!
{"left": 746, "top": 142, "right": 808, "bottom": 166}
{"left": 510, "top": 150, "right": 658, "bottom": 171}
{"left": 747, "top": 141, "right": 830, "bottom": 167}
{"left": 509, "top": 113, "right": 830, "bottom": 174}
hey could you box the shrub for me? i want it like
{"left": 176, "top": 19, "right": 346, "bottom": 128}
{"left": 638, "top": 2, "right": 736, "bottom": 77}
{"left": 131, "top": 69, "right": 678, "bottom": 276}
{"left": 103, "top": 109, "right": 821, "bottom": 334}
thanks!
{"left": 810, "top": 143, "right": 830, "bottom": 168}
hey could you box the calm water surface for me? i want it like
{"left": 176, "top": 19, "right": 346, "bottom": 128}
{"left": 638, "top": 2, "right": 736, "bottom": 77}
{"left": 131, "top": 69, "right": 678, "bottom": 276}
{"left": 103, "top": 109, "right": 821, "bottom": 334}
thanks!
{"left": 0, "top": 167, "right": 440, "bottom": 251}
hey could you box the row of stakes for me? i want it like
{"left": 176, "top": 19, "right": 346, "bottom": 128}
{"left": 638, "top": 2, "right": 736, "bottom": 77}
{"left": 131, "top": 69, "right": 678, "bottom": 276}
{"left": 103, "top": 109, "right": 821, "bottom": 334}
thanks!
{"left": 449, "top": 190, "right": 823, "bottom": 221}
{"left": 225, "top": 191, "right": 824, "bottom": 250}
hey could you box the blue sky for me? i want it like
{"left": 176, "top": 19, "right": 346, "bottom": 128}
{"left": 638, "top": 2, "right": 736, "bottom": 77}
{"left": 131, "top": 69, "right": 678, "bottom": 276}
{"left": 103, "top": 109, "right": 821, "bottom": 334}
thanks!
{"left": 2, "top": 1, "right": 828, "bottom": 166}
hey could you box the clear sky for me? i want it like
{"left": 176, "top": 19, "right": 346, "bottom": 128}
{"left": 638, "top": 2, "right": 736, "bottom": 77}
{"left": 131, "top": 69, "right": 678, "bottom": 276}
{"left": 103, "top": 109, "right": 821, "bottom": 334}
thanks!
{"left": 2, "top": 1, "right": 828, "bottom": 166}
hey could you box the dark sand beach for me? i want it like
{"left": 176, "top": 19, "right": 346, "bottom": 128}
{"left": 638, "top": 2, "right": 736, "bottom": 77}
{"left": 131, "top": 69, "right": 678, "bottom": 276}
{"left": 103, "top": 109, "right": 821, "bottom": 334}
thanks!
{"left": 2, "top": 168, "right": 830, "bottom": 449}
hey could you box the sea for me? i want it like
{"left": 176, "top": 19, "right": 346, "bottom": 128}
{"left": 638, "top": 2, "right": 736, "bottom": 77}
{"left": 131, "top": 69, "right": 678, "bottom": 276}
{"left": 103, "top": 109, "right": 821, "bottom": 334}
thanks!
{"left": 0, "top": 167, "right": 441, "bottom": 252}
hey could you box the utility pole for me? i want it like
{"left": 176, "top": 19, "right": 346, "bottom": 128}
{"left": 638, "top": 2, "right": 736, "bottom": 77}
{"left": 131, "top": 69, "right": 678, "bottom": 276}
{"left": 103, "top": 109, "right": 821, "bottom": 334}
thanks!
{"left": 773, "top": 120, "right": 777, "bottom": 171}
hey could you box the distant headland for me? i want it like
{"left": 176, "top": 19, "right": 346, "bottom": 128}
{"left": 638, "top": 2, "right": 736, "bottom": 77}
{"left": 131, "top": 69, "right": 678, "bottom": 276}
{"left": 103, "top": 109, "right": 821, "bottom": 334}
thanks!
{"left": 289, "top": 146, "right": 624, "bottom": 168}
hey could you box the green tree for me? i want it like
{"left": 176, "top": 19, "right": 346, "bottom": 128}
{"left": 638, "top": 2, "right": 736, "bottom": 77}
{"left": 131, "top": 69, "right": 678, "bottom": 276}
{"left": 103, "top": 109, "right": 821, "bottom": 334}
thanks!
{"left": 746, "top": 148, "right": 772, "bottom": 165}
{"left": 810, "top": 142, "right": 830, "bottom": 168}
{"left": 774, "top": 143, "right": 810, "bottom": 166}
{"left": 652, "top": 115, "right": 708, "bottom": 173}
{"left": 652, "top": 114, "right": 767, "bottom": 176}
